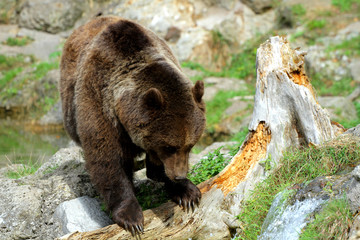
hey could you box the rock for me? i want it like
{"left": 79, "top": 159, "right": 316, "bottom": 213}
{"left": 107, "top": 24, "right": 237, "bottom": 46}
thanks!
{"left": 349, "top": 214, "right": 360, "bottom": 240}
{"left": 54, "top": 196, "right": 113, "bottom": 235}
{"left": 344, "top": 124, "right": 360, "bottom": 138}
{"left": 215, "top": 96, "right": 253, "bottom": 137}
{"left": 0, "top": 0, "right": 19, "bottom": 24}
{"left": 105, "top": 0, "right": 195, "bottom": 39}
{"left": 103, "top": 0, "right": 275, "bottom": 70}
{"left": 347, "top": 176, "right": 360, "bottom": 213}
{"left": 0, "top": 27, "right": 63, "bottom": 61}
{"left": 0, "top": 177, "right": 43, "bottom": 239}
{"left": 39, "top": 101, "right": 63, "bottom": 127}
{"left": 240, "top": 0, "right": 274, "bottom": 14}
{"left": 349, "top": 58, "right": 360, "bottom": 83}
{"left": 0, "top": 147, "right": 100, "bottom": 239}
{"left": 18, "top": 0, "right": 85, "bottom": 34}
{"left": 203, "top": 77, "right": 248, "bottom": 101}
{"left": 305, "top": 45, "right": 351, "bottom": 81}
{"left": 318, "top": 96, "right": 358, "bottom": 122}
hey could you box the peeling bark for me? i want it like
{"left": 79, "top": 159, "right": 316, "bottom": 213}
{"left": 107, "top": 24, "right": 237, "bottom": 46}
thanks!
{"left": 59, "top": 36, "right": 338, "bottom": 240}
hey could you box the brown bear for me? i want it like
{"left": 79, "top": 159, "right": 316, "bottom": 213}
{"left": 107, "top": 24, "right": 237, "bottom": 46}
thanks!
{"left": 59, "top": 16, "right": 206, "bottom": 235}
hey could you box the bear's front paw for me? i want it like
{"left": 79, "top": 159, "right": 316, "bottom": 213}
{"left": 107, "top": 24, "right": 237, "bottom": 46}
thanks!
{"left": 112, "top": 199, "right": 144, "bottom": 236}
{"left": 166, "top": 179, "right": 201, "bottom": 212}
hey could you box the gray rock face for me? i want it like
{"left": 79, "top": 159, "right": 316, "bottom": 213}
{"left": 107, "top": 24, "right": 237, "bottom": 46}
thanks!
{"left": 305, "top": 45, "right": 351, "bottom": 81}
{"left": 203, "top": 77, "right": 248, "bottom": 101}
{"left": 0, "top": 178, "right": 43, "bottom": 239}
{"left": 39, "top": 100, "right": 63, "bottom": 126}
{"left": 18, "top": 0, "right": 84, "bottom": 34}
{"left": 54, "top": 196, "right": 113, "bottom": 235}
{"left": 240, "top": 0, "right": 274, "bottom": 13}
{"left": 0, "top": 26, "right": 63, "bottom": 61}
{"left": 349, "top": 58, "right": 360, "bottom": 83}
{"left": 318, "top": 96, "right": 358, "bottom": 122}
{"left": 345, "top": 124, "right": 360, "bottom": 138}
{"left": 0, "top": 147, "right": 99, "bottom": 239}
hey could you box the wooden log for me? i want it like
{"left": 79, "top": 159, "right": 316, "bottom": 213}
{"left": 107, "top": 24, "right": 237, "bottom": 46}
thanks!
{"left": 59, "top": 36, "right": 337, "bottom": 240}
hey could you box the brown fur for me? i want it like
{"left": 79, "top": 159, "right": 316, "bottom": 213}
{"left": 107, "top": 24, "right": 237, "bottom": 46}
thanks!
{"left": 59, "top": 16, "right": 206, "bottom": 232}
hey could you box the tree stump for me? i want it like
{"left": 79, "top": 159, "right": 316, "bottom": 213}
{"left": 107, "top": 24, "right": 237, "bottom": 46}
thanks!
{"left": 59, "top": 36, "right": 339, "bottom": 240}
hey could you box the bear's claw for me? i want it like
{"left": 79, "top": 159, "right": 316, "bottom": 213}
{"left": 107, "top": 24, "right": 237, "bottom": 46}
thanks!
{"left": 112, "top": 199, "right": 144, "bottom": 238}
{"left": 169, "top": 179, "right": 201, "bottom": 212}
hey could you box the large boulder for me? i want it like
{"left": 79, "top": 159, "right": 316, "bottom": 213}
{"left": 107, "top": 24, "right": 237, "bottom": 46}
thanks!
{"left": 18, "top": 0, "right": 85, "bottom": 34}
{"left": 0, "top": 147, "right": 98, "bottom": 239}
{"left": 103, "top": 0, "right": 276, "bottom": 70}
{"left": 318, "top": 96, "right": 358, "bottom": 122}
{"left": 240, "top": 0, "right": 275, "bottom": 13}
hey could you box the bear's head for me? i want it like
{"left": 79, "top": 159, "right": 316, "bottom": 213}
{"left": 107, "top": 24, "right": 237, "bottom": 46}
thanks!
{"left": 116, "top": 61, "right": 206, "bottom": 181}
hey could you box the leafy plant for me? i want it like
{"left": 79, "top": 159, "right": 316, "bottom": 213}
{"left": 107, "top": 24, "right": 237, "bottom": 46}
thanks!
{"left": 236, "top": 140, "right": 360, "bottom": 239}
{"left": 188, "top": 146, "right": 230, "bottom": 184}
{"left": 299, "top": 196, "right": 353, "bottom": 239}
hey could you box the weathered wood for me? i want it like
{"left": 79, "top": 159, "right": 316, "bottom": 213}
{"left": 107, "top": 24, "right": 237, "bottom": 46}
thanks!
{"left": 59, "top": 36, "right": 338, "bottom": 240}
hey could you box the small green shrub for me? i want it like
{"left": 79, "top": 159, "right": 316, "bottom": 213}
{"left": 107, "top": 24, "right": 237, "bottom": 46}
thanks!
{"left": 188, "top": 146, "right": 231, "bottom": 184}
{"left": 300, "top": 196, "right": 353, "bottom": 239}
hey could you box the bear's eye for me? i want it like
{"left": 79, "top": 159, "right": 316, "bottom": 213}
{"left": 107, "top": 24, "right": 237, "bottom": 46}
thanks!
{"left": 163, "top": 146, "right": 177, "bottom": 155}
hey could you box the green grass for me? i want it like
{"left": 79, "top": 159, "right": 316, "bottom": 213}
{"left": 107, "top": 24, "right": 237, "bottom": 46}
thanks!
{"left": 3, "top": 36, "right": 33, "bottom": 46}
{"left": 299, "top": 196, "right": 353, "bottom": 239}
{"left": 339, "top": 102, "right": 360, "bottom": 129}
{"left": 306, "top": 19, "right": 327, "bottom": 30}
{"left": 327, "top": 35, "right": 360, "bottom": 57}
{"left": 311, "top": 74, "right": 354, "bottom": 97}
{"left": 182, "top": 37, "right": 259, "bottom": 81}
{"left": 332, "top": 0, "right": 360, "bottom": 12}
{"left": 0, "top": 67, "right": 23, "bottom": 90}
{"left": 205, "top": 90, "right": 250, "bottom": 131}
{"left": 6, "top": 163, "right": 41, "bottom": 179}
{"left": 0, "top": 54, "right": 35, "bottom": 71}
{"left": 291, "top": 4, "right": 306, "bottom": 16}
{"left": 236, "top": 140, "right": 360, "bottom": 239}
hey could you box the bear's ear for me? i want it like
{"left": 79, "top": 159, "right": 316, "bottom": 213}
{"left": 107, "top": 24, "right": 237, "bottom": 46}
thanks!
{"left": 143, "top": 88, "right": 164, "bottom": 109}
{"left": 192, "top": 80, "right": 204, "bottom": 103}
